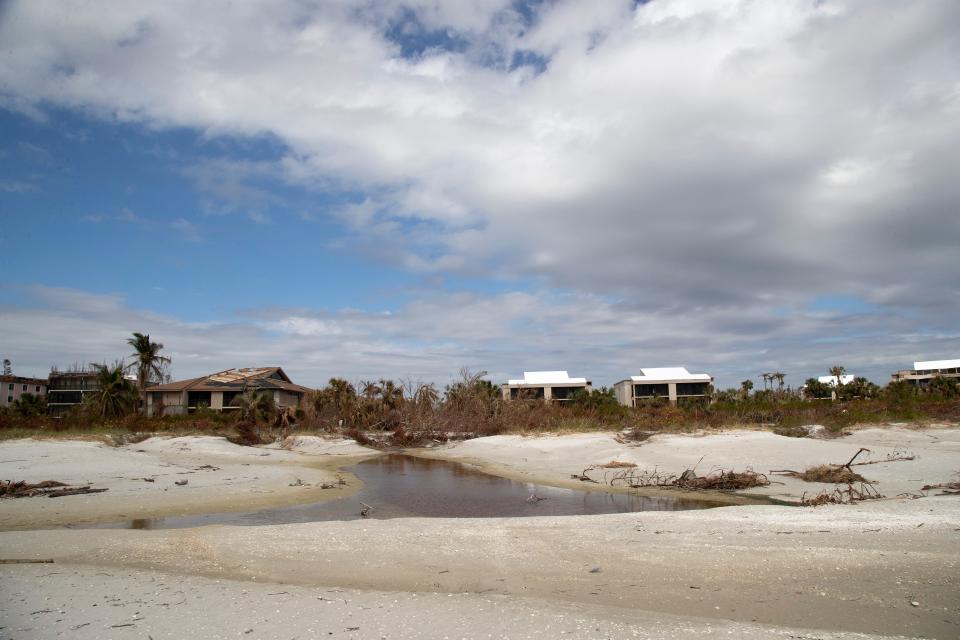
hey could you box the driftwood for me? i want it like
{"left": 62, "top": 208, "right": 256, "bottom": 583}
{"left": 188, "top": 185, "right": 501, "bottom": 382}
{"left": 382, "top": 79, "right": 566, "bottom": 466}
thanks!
{"left": 771, "top": 448, "right": 900, "bottom": 485}
{"left": 801, "top": 482, "right": 883, "bottom": 506}
{"left": 46, "top": 487, "right": 108, "bottom": 498}
{"left": 0, "top": 558, "right": 55, "bottom": 564}
{"left": 850, "top": 450, "right": 915, "bottom": 466}
{"left": 1, "top": 480, "right": 108, "bottom": 499}
{"left": 593, "top": 464, "right": 768, "bottom": 491}
{"left": 841, "top": 448, "right": 871, "bottom": 470}
{"left": 570, "top": 466, "right": 600, "bottom": 483}
{"left": 920, "top": 481, "right": 960, "bottom": 496}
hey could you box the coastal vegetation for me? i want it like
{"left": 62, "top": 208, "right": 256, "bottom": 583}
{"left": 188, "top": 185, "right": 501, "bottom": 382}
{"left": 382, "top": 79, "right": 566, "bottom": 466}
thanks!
{"left": 1, "top": 332, "right": 958, "bottom": 444}
{"left": 1, "top": 366, "right": 958, "bottom": 445}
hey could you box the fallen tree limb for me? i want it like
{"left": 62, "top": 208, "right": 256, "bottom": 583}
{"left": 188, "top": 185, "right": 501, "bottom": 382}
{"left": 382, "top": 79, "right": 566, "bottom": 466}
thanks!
{"left": 46, "top": 487, "right": 109, "bottom": 498}
{"left": 0, "top": 559, "right": 55, "bottom": 564}
{"left": 841, "top": 448, "right": 870, "bottom": 470}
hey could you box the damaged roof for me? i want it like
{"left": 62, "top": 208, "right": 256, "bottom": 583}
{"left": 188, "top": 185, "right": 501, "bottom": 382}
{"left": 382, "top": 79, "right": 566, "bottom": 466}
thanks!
{"left": 146, "top": 367, "right": 310, "bottom": 394}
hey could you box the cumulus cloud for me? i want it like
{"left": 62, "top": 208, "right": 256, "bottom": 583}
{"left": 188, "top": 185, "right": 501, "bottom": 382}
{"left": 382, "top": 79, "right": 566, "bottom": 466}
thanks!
{"left": 1, "top": 0, "right": 957, "bottom": 377}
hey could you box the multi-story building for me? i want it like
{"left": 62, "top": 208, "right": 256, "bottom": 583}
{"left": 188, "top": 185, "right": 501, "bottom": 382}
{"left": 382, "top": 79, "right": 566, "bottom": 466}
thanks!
{"left": 0, "top": 375, "right": 47, "bottom": 408}
{"left": 891, "top": 359, "right": 960, "bottom": 387}
{"left": 613, "top": 367, "right": 713, "bottom": 407}
{"left": 46, "top": 368, "right": 101, "bottom": 414}
{"left": 501, "top": 371, "right": 592, "bottom": 403}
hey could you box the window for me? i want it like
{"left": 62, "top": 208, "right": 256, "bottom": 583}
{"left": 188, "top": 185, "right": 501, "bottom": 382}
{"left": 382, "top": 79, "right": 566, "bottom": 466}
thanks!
{"left": 22, "top": 384, "right": 27, "bottom": 391}
{"left": 552, "top": 386, "right": 582, "bottom": 400}
{"left": 6, "top": 396, "right": 11, "bottom": 403}
{"left": 676, "top": 382, "right": 709, "bottom": 396}
{"left": 187, "top": 391, "right": 212, "bottom": 408}
{"left": 634, "top": 383, "right": 669, "bottom": 398}
{"left": 510, "top": 386, "right": 545, "bottom": 400}
{"left": 35, "top": 386, "right": 40, "bottom": 392}
{"left": 7, "top": 383, "right": 12, "bottom": 391}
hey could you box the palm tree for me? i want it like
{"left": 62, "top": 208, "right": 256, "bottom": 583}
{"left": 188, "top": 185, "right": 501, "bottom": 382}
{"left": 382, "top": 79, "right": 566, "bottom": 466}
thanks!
{"left": 740, "top": 379, "right": 753, "bottom": 399}
{"left": 126, "top": 332, "right": 171, "bottom": 415}
{"left": 773, "top": 372, "right": 786, "bottom": 391}
{"left": 413, "top": 383, "right": 439, "bottom": 409}
{"left": 829, "top": 365, "right": 847, "bottom": 401}
{"left": 232, "top": 390, "right": 276, "bottom": 424}
{"left": 86, "top": 362, "right": 137, "bottom": 418}
{"left": 829, "top": 365, "right": 846, "bottom": 387}
{"left": 378, "top": 379, "right": 404, "bottom": 412}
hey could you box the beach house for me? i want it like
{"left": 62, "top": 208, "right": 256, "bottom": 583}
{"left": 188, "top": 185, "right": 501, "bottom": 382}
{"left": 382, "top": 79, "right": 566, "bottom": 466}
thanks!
{"left": 145, "top": 367, "right": 310, "bottom": 416}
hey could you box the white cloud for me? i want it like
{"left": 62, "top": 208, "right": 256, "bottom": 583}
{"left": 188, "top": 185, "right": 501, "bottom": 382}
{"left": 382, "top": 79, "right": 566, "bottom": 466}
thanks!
{"left": 1, "top": 1, "right": 958, "bottom": 373}
{"left": 1, "top": 285, "right": 954, "bottom": 389}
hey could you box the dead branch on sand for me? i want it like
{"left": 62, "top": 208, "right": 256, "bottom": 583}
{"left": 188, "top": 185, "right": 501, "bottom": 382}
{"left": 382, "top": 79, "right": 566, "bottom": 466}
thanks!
{"left": 775, "top": 465, "right": 868, "bottom": 484}
{"left": 595, "top": 465, "right": 769, "bottom": 491}
{"left": 920, "top": 480, "right": 960, "bottom": 496}
{"left": 801, "top": 482, "right": 883, "bottom": 506}
{"left": 0, "top": 559, "right": 55, "bottom": 564}
{"left": 849, "top": 448, "right": 915, "bottom": 466}
{"left": 771, "top": 448, "right": 892, "bottom": 484}
{"left": 570, "top": 466, "right": 600, "bottom": 483}
{"left": 1, "top": 480, "right": 109, "bottom": 499}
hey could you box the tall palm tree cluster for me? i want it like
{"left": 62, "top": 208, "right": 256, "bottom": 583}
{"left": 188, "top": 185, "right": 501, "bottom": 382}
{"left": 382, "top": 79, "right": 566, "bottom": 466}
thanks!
{"left": 76, "top": 332, "right": 172, "bottom": 418}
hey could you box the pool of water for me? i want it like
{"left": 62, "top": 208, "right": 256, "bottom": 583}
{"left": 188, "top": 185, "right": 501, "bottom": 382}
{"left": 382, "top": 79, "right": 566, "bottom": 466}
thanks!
{"left": 89, "top": 454, "right": 720, "bottom": 530}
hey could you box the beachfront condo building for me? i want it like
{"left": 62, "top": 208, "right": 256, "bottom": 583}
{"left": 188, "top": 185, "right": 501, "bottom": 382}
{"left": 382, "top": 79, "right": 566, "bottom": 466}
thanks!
{"left": 501, "top": 371, "right": 592, "bottom": 403}
{"left": 46, "top": 368, "right": 100, "bottom": 414}
{"left": 890, "top": 359, "right": 960, "bottom": 387}
{"left": 613, "top": 367, "right": 713, "bottom": 407}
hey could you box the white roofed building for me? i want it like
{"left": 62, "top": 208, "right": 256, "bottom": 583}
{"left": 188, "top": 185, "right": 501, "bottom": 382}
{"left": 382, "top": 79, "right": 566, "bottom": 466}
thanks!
{"left": 613, "top": 367, "right": 713, "bottom": 407}
{"left": 891, "top": 359, "right": 960, "bottom": 387}
{"left": 501, "top": 371, "right": 592, "bottom": 403}
{"left": 817, "top": 374, "right": 855, "bottom": 386}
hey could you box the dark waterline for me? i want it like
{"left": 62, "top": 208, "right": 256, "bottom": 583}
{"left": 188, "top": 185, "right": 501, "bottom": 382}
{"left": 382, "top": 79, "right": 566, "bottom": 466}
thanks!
{"left": 88, "top": 454, "right": 720, "bottom": 530}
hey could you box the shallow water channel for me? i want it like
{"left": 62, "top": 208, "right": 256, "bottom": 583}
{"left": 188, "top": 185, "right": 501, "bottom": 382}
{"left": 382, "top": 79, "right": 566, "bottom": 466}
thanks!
{"left": 93, "top": 454, "right": 719, "bottom": 530}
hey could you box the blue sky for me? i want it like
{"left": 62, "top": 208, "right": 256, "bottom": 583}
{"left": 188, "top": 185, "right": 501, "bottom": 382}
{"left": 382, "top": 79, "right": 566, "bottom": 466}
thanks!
{"left": 1, "top": 0, "right": 958, "bottom": 389}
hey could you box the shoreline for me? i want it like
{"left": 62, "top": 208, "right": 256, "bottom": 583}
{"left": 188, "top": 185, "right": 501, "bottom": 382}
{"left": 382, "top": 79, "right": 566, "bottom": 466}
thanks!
{"left": 0, "top": 435, "right": 381, "bottom": 531}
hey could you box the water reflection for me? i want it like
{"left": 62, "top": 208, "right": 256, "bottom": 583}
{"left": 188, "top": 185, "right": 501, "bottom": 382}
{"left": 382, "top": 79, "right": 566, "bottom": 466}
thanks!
{"left": 94, "top": 454, "right": 718, "bottom": 530}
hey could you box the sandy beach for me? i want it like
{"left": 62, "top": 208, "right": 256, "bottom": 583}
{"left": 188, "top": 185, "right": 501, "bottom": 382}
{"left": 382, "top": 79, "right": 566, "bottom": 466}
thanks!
{"left": 1, "top": 427, "right": 959, "bottom": 639}
{"left": 0, "top": 435, "right": 377, "bottom": 531}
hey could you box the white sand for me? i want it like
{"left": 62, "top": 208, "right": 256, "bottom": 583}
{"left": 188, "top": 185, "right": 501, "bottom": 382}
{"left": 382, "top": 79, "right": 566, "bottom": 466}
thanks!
{"left": 0, "top": 436, "right": 379, "bottom": 530}
{"left": 268, "top": 434, "right": 377, "bottom": 456}
{"left": 423, "top": 427, "right": 960, "bottom": 501}
{"left": 2, "top": 564, "right": 916, "bottom": 640}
